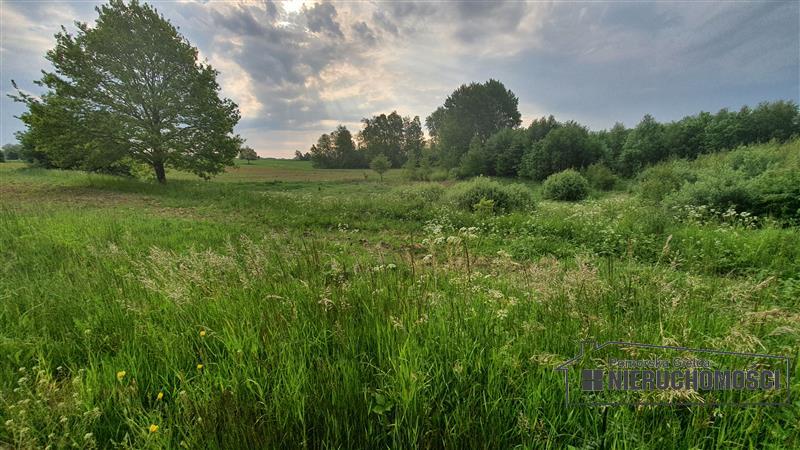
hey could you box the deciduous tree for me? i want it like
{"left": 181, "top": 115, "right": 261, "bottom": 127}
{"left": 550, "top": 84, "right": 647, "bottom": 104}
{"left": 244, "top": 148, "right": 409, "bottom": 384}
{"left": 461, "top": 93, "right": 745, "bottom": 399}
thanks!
{"left": 370, "top": 154, "right": 390, "bottom": 181}
{"left": 11, "top": 0, "right": 241, "bottom": 183}
{"left": 239, "top": 146, "right": 258, "bottom": 164}
{"left": 426, "top": 79, "right": 521, "bottom": 168}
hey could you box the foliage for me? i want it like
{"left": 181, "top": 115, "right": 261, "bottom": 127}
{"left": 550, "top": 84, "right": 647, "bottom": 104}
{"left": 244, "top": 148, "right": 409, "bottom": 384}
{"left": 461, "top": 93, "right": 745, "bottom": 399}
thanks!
{"left": 358, "top": 111, "right": 419, "bottom": 168}
{"left": 370, "top": 154, "right": 391, "bottom": 181}
{"left": 636, "top": 162, "right": 695, "bottom": 202}
{"left": 643, "top": 140, "right": 800, "bottom": 222}
{"left": 390, "top": 183, "right": 445, "bottom": 204}
{"left": 541, "top": 169, "right": 590, "bottom": 201}
{"left": 426, "top": 79, "right": 522, "bottom": 168}
{"left": 526, "top": 115, "right": 561, "bottom": 142}
{"left": 293, "top": 150, "right": 311, "bottom": 161}
{"left": 596, "top": 122, "right": 629, "bottom": 169}
{"left": 238, "top": 146, "right": 259, "bottom": 163}
{"left": 519, "top": 122, "right": 601, "bottom": 180}
{"left": 446, "top": 176, "right": 533, "bottom": 213}
{"left": 458, "top": 136, "right": 492, "bottom": 178}
{"left": 12, "top": 0, "right": 241, "bottom": 183}
{"left": 619, "top": 114, "right": 667, "bottom": 175}
{"left": 310, "top": 126, "right": 364, "bottom": 169}
{"left": 583, "top": 163, "right": 617, "bottom": 190}
{"left": 428, "top": 168, "right": 450, "bottom": 181}
{"left": 620, "top": 101, "right": 798, "bottom": 174}
{"left": 1, "top": 144, "right": 23, "bottom": 160}
{"left": 487, "top": 128, "right": 530, "bottom": 177}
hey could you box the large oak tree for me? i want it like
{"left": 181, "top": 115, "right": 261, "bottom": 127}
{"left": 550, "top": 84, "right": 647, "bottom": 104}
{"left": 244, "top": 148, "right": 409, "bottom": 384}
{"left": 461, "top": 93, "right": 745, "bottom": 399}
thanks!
{"left": 12, "top": 0, "right": 241, "bottom": 183}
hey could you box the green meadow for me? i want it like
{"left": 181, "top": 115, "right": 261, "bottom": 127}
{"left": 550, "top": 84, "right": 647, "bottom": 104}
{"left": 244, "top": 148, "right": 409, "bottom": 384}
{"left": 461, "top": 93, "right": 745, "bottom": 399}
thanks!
{"left": 1, "top": 141, "right": 799, "bottom": 449}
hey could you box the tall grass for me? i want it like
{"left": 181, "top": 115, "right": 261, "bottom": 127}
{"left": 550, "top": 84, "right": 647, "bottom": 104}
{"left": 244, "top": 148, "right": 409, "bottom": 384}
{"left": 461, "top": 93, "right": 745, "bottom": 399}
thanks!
{"left": 1, "top": 153, "right": 799, "bottom": 448}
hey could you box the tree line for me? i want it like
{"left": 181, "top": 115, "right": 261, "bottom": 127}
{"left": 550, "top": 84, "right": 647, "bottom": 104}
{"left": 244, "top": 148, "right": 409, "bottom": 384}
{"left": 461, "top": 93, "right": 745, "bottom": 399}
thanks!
{"left": 6, "top": 1, "right": 797, "bottom": 183}
{"left": 306, "top": 79, "right": 799, "bottom": 180}
{"left": 296, "top": 112, "right": 424, "bottom": 170}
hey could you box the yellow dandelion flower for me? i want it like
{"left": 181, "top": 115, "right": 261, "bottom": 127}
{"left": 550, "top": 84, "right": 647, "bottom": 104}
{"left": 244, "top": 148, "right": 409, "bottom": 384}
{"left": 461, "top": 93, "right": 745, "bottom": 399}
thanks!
{"left": 149, "top": 424, "right": 159, "bottom": 433}
{"left": 196, "top": 364, "right": 204, "bottom": 370}
{"left": 156, "top": 392, "right": 163, "bottom": 401}
{"left": 116, "top": 371, "right": 126, "bottom": 381}
{"left": 199, "top": 329, "right": 206, "bottom": 337}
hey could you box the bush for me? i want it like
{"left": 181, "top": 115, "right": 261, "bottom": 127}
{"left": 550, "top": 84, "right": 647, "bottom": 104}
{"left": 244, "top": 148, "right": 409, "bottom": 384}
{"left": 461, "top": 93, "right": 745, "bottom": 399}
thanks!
{"left": 665, "top": 166, "right": 800, "bottom": 222}
{"left": 651, "top": 139, "right": 800, "bottom": 222}
{"left": 749, "top": 169, "right": 800, "bottom": 220}
{"left": 663, "top": 166, "right": 753, "bottom": 213}
{"left": 429, "top": 169, "right": 450, "bottom": 181}
{"left": 583, "top": 163, "right": 617, "bottom": 190}
{"left": 636, "top": 162, "right": 695, "bottom": 202}
{"left": 541, "top": 169, "right": 589, "bottom": 201}
{"left": 447, "top": 176, "right": 533, "bottom": 213}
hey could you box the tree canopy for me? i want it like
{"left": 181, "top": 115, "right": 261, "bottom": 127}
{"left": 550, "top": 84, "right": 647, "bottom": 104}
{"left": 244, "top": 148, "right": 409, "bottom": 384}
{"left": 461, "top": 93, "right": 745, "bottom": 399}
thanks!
{"left": 520, "top": 122, "right": 602, "bottom": 180}
{"left": 11, "top": 0, "right": 241, "bottom": 183}
{"left": 359, "top": 112, "right": 424, "bottom": 168}
{"left": 369, "top": 154, "right": 390, "bottom": 181}
{"left": 2, "top": 143, "right": 23, "bottom": 161}
{"left": 426, "top": 79, "right": 521, "bottom": 168}
{"left": 239, "top": 146, "right": 258, "bottom": 163}
{"left": 309, "top": 126, "right": 361, "bottom": 169}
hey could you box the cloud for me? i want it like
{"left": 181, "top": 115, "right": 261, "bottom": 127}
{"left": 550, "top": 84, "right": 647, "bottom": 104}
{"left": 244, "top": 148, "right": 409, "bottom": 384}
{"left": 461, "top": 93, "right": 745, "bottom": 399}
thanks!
{"left": 303, "top": 2, "right": 344, "bottom": 38}
{"left": 208, "top": 53, "right": 264, "bottom": 119}
{"left": 1, "top": 0, "right": 797, "bottom": 158}
{"left": 352, "top": 21, "right": 377, "bottom": 46}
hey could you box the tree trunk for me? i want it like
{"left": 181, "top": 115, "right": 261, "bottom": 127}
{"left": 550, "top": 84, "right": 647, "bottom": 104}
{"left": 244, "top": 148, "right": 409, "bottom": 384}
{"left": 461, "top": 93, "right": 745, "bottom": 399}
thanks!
{"left": 154, "top": 161, "right": 166, "bottom": 184}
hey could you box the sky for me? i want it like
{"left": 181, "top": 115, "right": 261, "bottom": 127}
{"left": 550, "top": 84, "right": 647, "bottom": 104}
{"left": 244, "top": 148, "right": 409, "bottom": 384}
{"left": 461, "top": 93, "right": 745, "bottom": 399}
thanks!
{"left": 1, "top": 0, "right": 798, "bottom": 158}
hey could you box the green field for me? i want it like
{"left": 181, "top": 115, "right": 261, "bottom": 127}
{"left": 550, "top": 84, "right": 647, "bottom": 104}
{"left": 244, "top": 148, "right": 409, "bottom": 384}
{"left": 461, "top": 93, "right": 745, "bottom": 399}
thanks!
{"left": 1, "top": 145, "right": 798, "bottom": 448}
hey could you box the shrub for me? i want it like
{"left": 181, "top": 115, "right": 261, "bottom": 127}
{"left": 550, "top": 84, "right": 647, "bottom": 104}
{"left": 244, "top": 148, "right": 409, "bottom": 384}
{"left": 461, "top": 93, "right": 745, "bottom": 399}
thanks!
{"left": 447, "top": 176, "right": 533, "bottom": 213}
{"left": 749, "top": 168, "right": 800, "bottom": 220}
{"left": 663, "top": 166, "right": 753, "bottom": 213}
{"left": 370, "top": 154, "right": 390, "bottom": 181}
{"left": 541, "top": 169, "right": 589, "bottom": 201}
{"left": 429, "top": 169, "right": 450, "bottom": 181}
{"left": 583, "top": 163, "right": 617, "bottom": 190}
{"left": 655, "top": 139, "right": 800, "bottom": 222}
{"left": 473, "top": 198, "right": 496, "bottom": 216}
{"left": 636, "top": 162, "right": 695, "bottom": 202}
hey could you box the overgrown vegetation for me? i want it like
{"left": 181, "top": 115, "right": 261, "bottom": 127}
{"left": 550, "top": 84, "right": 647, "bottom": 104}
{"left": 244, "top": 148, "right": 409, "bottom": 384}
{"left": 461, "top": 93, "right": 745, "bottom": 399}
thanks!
{"left": 1, "top": 147, "right": 799, "bottom": 447}
{"left": 541, "top": 169, "right": 590, "bottom": 201}
{"left": 3, "top": 2, "right": 799, "bottom": 448}
{"left": 446, "top": 176, "right": 534, "bottom": 213}
{"left": 640, "top": 139, "right": 800, "bottom": 222}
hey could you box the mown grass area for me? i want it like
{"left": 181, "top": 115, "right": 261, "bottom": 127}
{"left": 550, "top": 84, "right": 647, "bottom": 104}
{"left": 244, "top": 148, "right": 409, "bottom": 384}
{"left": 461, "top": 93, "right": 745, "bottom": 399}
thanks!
{"left": 1, "top": 151, "right": 798, "bottom": 448}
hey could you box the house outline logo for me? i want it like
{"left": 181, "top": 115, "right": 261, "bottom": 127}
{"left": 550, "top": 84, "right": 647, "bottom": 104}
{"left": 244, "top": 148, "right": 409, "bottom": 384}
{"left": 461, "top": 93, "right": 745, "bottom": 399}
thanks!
{"left": 555, "top": 340, "right": 791, "bottom": 407}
